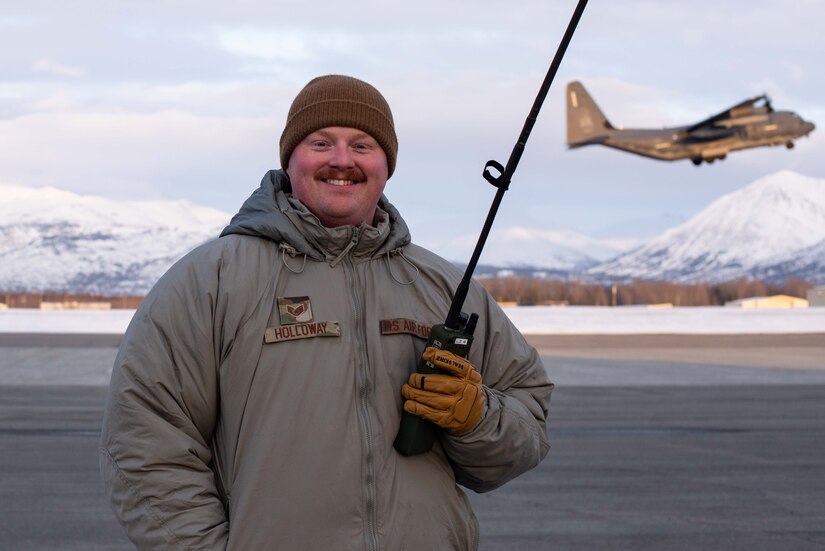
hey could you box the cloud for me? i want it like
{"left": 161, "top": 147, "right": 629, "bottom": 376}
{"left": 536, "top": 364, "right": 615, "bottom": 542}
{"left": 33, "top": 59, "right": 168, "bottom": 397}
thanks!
{"left": 213, "top": 26, "right": 364, "bottom": 64}
{"left": 29, "top": 92, "right": 77, "bottom": 112}
{"left": 32, "top": 59, "right": 87, "bottom": 78}
{"left": 0, "top": 15, "right": 35, "bottom": 28}
{"left": 0, "top": 108, "right": 278, "bottom": 207}
{"left": 783, "top": 62, "right": 805, "bottom": 84}
{"left": 2, "top": 0, "right": 825, "bottom": 247}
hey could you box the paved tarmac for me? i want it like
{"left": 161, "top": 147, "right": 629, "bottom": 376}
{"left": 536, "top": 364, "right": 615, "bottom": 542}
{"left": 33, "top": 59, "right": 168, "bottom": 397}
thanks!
{"left": 1, "top": 333, "right": 824, "bottom": 550}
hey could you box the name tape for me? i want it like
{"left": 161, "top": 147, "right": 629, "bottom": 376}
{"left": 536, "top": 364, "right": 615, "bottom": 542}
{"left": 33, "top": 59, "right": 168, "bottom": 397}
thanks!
{"left": 379, "top": 318, "right": 432, "bottom": 340}
{"left": 265, "top": 321, "right": 341, "bottom": 344}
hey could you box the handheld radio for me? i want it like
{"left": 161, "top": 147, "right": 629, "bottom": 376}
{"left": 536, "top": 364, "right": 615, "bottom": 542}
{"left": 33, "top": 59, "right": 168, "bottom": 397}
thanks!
{"left": 394, "top": 0, "right": 589, "bottom": 456}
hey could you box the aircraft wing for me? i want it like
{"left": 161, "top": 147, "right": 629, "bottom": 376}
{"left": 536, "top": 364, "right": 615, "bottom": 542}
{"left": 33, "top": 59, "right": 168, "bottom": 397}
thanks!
{"left": 686, "top": 95, "right": 769, "bottom": 133}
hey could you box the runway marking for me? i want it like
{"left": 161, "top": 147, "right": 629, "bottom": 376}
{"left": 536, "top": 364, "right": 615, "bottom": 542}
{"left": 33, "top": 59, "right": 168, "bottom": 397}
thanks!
{"left": 0, "top": 428, "right": 100, "bottom": 437}
{"left": 552, "top": 426, "right": 749, "bottom": 436}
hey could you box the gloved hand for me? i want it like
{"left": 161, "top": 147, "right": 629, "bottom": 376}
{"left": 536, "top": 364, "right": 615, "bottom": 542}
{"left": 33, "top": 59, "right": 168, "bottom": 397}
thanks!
{"left": 401, "top": 347, "right": 486, "bottom": 435}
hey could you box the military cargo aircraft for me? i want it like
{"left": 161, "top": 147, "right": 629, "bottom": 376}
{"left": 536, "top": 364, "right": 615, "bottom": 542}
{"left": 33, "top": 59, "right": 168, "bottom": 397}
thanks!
{"left": 566, "top": 81, "right": 815, "bottom": 165}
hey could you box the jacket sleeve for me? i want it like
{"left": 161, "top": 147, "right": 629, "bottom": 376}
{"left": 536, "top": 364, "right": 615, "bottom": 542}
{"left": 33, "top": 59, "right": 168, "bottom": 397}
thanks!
{"left": 99, "top": 247, "right": 229, "bottom": 550}
{"left": 438, "top": 288, "right": 553, "bottom": 493}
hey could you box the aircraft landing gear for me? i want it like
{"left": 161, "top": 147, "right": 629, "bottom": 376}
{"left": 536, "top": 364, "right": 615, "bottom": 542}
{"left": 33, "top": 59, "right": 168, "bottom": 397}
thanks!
{"left": 693, "top": 153, "right": 726, "bottom": 165}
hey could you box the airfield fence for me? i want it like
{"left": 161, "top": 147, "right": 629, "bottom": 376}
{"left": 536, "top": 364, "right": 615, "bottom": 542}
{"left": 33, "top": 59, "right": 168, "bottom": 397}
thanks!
{"left": 478, "top": 276, "right": 813, "bottom": 307}
{"left": 0, "top": 277, "right": 814, "bottom": 309}
{"left": 0, "top": 292, "right": 143, "bottom": 309}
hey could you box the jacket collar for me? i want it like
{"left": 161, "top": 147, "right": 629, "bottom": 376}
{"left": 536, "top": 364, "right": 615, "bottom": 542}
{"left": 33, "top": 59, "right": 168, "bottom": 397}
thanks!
{"left": 221, "top": 170, "right": 411, "bottom": 263}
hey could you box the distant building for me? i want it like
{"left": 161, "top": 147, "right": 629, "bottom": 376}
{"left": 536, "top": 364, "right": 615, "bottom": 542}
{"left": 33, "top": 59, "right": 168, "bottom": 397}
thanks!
{"left": 725, "top": 295, "right": 809, "bottom": 309}
{"left": 40, "top": 301, "right": 112, "bottom": 310}
{"left": 538, "top": 300, "right": 569, "bottom": 307}
{"left": 807, "top": 287, "right": 825, "bottom": 307}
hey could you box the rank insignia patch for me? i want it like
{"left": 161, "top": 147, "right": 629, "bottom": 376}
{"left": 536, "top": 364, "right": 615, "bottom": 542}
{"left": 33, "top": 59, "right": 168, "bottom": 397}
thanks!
{"left": 278, "top": 296, "right": 313, "bottom": 325}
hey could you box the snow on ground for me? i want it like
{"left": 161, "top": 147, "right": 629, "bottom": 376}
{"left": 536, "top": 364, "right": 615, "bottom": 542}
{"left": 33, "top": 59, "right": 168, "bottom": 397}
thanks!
{"left": 0, "top": 309, "right": 134, "bottom": 334}
{"left": 503, "top": 306, "right": 825, "bottom": 334}
{"left": 1, "top": 306, "right": 824, "bottom": 335}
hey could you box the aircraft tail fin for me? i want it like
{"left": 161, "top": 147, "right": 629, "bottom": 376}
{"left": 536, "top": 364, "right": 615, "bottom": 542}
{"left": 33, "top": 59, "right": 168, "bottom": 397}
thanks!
{"left": 566, "top": 81, "right": 613, "bottom": 146}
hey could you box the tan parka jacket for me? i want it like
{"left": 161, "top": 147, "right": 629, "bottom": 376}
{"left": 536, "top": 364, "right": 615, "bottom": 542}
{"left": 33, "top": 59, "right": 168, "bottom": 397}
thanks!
{"left": 100, "top": 170, "right": 553, "bottom": 550}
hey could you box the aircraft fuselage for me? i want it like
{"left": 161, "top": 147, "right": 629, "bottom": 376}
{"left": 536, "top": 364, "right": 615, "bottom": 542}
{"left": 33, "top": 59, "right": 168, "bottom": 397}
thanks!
{"left": 566, "top": 81, "right": 816, "bottom": 165}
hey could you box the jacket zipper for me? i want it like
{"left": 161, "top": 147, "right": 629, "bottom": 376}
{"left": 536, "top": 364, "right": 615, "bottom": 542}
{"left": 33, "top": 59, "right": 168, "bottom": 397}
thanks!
{"left": 345, "top": 228, "right": 379, "bottom": 551}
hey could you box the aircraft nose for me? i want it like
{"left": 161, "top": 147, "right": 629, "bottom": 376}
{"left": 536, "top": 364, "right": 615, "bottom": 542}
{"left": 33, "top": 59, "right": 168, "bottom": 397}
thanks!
{"left": 802, "top": 120, "right": 815, "bottom": 135}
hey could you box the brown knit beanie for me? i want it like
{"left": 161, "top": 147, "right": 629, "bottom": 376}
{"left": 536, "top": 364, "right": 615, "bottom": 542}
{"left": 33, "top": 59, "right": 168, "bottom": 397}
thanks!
{"left": 279, "top": 75, "right": 398, "bottom": 177}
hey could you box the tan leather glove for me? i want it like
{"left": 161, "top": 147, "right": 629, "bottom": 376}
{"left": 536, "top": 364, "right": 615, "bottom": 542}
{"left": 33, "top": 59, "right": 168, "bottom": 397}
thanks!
{"left": 401, "top": 347, "right": 486, "bottom": 435}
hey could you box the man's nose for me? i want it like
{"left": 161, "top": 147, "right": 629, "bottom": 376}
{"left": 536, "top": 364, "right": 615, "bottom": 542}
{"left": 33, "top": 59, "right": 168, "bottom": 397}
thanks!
{"left": 329, "top": 145, "right": 355, "bottom": 167}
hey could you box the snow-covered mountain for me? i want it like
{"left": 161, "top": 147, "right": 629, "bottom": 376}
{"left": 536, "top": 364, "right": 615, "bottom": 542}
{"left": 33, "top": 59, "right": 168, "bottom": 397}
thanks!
{"left": 430, "top": 226, "right": 633, "bottom": 273}
{"left": 0, "top": 184, "right": 231, "bottom": 294}
{"left": 2, "top": 170, "right": 824, "bottom": 295}
{"left": 588, "top": 170, "right": 825, "bottom": 283}
{"left": 751, "top": 237, "right": 825, "bottom": 283}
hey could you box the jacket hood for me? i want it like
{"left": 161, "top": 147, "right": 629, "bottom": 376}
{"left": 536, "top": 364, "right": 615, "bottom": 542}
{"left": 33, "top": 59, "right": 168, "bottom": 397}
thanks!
{"left": 221, "top": 170, "right": 411, "bottom": 263}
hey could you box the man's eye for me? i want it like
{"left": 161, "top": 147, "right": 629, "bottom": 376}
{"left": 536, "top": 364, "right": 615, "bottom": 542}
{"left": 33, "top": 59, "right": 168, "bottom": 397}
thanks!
{"left": 310, "top": 140, "right": 329, "bottom": 148}
{"left": 353, "top": 143, "right": 371, "bottom": 152}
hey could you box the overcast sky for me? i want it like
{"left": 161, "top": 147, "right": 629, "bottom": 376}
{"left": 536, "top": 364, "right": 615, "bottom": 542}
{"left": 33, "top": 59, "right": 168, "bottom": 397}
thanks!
{"left": 2, "top": 0, "right": 823, "bottom": 256}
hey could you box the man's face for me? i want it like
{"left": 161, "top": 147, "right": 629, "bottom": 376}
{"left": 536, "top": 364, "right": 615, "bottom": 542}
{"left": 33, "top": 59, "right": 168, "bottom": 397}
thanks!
{"left": 286, "top": 126, "right": 389, "bottom": 228}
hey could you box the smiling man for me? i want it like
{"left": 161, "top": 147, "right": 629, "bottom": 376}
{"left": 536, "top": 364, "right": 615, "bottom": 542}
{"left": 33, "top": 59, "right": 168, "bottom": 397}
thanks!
{"left": 286, "top": 126, "right": 389, "bottom": 227}
{"left": 100, "top": 75, "right": 552, "bottom": 550}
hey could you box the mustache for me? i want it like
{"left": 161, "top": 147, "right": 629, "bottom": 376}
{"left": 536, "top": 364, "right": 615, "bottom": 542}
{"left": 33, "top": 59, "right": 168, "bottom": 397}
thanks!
{"left": 315, "top": 168, "right": 365, "bottom": 182}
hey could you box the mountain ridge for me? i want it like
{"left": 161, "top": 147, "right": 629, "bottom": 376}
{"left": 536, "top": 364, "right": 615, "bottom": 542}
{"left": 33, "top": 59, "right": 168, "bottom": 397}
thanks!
{"left": 586, "top": 170, "right": 825, "bottom": 283}
{"left": 0, "top": 183, "right": 230, "bottom": 294}
{"left": 2, "top": 170, "right": 824, "bottom": 294}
